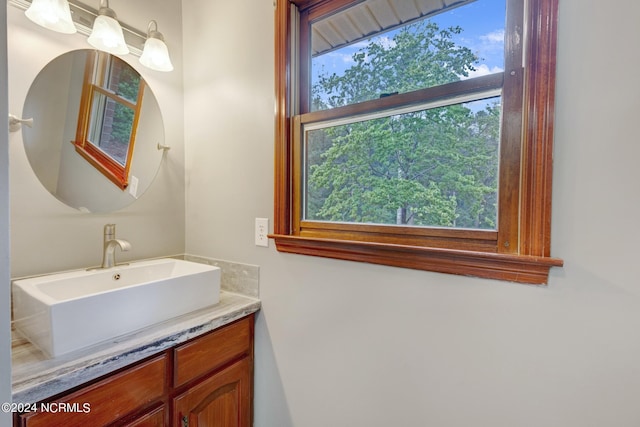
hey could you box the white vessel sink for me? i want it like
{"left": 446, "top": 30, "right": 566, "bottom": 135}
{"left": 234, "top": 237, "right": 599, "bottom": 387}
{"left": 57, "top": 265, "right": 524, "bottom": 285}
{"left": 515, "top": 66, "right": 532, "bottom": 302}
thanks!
{"left": 12, "top": 258, "right": 221, "bottom": 358}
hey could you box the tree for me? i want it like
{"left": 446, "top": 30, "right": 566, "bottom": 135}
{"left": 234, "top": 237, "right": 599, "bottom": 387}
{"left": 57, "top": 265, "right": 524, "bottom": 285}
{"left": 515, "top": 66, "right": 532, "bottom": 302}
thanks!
{"left": 111, "top": 65, "right": 139, "bottom": 147}
{"left": 306, "top": 20, "right": 500, "bottom": 230}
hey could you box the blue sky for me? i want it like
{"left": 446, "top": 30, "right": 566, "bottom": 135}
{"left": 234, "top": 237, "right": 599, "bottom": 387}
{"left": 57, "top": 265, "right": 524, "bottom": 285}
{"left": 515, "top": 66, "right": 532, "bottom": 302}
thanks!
{"left": 312, "top": 0, "right": 506, "bottom": 84}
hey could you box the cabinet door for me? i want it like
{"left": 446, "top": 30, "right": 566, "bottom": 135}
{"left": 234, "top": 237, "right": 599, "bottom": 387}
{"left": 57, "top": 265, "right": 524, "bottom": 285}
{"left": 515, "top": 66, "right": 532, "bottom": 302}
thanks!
{"left": 173, "top": 357, "right": 251, "bottom": 427}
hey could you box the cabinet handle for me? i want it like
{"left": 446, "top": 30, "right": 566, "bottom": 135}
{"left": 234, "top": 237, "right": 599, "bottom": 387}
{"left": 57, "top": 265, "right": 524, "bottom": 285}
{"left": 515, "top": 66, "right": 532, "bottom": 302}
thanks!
{"left": 182, "top": 415, "right": 189, "bottom": 427}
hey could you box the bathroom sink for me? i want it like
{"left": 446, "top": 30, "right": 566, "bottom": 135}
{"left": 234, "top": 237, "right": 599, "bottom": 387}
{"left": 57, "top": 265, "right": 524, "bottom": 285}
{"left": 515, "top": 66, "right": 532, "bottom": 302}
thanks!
{"left": 12, "top": 258, "right": 221, "bottom": 357}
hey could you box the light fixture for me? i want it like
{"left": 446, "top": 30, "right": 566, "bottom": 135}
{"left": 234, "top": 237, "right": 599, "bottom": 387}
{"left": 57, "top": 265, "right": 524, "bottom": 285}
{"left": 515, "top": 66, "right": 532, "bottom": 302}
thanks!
{"left": 139, "top": 21, "right": 174, "bottom": 72}
{"left": 87, "top": 0, "right": 129, "bottom": 55}
{"left": 25, "top": 0, "right": 77, "bottom": 34}
{"left": 11, "top": 0, "right": 174, "bottom": 70}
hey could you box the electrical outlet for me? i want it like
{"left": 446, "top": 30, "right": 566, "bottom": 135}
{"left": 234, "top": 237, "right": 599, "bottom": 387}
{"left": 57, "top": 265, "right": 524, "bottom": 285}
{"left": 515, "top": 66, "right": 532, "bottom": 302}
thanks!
{"left": 128, "top": 175, "right": 139, "bottom": 198}
{"left": 255, "top": 218, "right": 269, "bottom": 247}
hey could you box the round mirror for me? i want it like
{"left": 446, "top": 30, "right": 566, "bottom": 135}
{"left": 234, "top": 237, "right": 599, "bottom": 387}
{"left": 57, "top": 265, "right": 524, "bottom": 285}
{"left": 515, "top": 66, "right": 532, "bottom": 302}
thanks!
{"left": 22, "top": 49, "right": 165, "bottom": 213}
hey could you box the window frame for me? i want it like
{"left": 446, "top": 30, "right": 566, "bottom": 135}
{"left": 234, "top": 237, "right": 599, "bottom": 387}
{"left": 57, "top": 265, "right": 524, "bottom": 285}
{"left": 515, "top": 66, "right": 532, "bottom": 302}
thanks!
{"left": 74, "top": 51, "right": 145, "bottom": 190}
{"left": 273, "top": 0, "right": 563, "bottom": 284}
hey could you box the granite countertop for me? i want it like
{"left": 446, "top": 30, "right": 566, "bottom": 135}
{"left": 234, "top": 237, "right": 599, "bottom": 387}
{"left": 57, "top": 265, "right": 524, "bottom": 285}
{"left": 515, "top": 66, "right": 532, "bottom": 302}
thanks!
{"left": 12, "top": 291, "right": 261, "bottom": 404}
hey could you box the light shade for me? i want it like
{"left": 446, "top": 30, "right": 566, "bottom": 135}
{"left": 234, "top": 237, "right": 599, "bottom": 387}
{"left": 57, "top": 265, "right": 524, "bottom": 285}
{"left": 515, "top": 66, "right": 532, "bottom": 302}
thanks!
{"left": 25, "top": 0, "right": 76, "bottom": 34}
{"left": 87, "top": 2, "right": 129, "bottom": 55}
{"left": 139, "top": 21, "right": 173, "bottom": 72}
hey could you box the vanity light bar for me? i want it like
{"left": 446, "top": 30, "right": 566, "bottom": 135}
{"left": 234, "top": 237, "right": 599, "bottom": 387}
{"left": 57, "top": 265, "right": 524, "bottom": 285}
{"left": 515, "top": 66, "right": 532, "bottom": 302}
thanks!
{"left": 8, "top": 0, "right": 147, "bottom": 56}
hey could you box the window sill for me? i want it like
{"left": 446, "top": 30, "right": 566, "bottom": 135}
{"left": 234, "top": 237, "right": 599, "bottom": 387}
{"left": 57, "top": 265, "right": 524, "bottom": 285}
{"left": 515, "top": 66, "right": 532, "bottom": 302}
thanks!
{"left": 271, "top": 234, "right": 563, "bottom": 285}
{"left": 74, "top": 144, "right": 128, "bottom": 190}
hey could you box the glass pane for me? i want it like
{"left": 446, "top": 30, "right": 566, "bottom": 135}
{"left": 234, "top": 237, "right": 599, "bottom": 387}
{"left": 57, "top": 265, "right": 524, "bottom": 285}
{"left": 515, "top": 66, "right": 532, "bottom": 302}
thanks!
{"left": 311, "top": 0, "right": 506, "bottom": 111}
{"left": 105, "top": 56, "right": 140, "bottom": 103}
{"left": 88, "top": 91, "right": 134, "bottom": 166}
{"left": 305, "top": 97, "right": 501, "bottom": 230}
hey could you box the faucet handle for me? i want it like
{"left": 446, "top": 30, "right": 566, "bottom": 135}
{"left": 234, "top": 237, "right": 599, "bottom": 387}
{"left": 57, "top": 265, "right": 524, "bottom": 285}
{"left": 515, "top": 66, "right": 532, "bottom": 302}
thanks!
{"left": 104, "top": 224, "right": 116, "bottom": 240}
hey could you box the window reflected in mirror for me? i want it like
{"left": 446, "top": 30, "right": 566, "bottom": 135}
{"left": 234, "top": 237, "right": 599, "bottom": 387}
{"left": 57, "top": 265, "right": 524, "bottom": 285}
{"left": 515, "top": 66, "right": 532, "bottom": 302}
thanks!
{"left": 74, "top": 51, "right": 145, "bottom": 189}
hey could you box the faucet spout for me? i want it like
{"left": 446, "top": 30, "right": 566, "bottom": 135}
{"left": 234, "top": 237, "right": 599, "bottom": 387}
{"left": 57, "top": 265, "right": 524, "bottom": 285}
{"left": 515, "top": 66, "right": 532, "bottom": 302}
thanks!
{"left": 101, "top": 224, "right": 131, "bottom": 268}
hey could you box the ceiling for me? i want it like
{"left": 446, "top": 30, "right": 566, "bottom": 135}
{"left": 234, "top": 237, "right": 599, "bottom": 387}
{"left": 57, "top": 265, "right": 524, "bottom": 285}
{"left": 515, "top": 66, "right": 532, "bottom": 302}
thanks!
{"left": 311, "top": 0, "right": 475, "bottom": 56}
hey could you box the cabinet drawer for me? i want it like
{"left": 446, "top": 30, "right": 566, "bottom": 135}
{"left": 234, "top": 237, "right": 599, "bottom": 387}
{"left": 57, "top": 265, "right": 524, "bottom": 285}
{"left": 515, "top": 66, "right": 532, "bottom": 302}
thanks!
{"left": 19, "top": 355, "right": 167, "bottom": 427}
{"left": 174, "top": 317, "right": 252, "bottom": 387}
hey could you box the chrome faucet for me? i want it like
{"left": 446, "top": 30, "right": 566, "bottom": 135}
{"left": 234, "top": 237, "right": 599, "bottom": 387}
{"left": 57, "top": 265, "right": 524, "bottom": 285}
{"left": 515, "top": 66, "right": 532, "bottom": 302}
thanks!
{"left": 101, "top": 224, "right": 131, "bottom": 268}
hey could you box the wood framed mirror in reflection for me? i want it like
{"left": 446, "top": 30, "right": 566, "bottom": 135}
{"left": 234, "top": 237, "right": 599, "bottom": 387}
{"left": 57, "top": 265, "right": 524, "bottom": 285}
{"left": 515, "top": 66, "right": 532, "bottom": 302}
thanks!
{"left": 22, "top": 49, "right": 165, "bottom": 213}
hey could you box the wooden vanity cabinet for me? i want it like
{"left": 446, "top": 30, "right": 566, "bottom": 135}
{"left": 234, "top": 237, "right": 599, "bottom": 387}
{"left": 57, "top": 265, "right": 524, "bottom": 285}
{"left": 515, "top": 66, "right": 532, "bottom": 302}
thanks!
{"left": 172, "top": 315, "right": 253, "bottom": 427}
{"left": 16, "top": 314, "right": 254, "bottom": 427}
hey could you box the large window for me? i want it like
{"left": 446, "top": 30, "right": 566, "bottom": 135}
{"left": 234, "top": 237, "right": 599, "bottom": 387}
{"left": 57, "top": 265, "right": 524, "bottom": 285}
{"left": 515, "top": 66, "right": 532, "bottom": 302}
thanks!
{"left": 274, "top": 0, "right": 563, "bottom": 284}
{"left": 74, "top": 51, "right": 145, "bottom": 190}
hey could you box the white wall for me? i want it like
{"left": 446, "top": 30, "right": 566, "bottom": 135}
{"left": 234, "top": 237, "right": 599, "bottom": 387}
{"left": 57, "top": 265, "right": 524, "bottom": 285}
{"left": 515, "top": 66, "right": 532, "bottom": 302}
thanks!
{"left": 7, "top": 1, "right": 185, "bottom": 278}
{"left": 1, "top": 2, "right": 11, "bottom": 424}
{"left": 183, "top": 0, "right": 640, "bottom": 426}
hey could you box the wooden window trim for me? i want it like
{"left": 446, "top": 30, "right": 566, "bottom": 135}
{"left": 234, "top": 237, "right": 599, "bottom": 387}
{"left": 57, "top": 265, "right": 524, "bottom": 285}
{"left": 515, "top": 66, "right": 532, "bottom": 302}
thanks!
{"left": 273, "top": 0, "right": 563, "bottom": 284}
{"left": 73, "top": 51, "right": 144, "bottom": 190}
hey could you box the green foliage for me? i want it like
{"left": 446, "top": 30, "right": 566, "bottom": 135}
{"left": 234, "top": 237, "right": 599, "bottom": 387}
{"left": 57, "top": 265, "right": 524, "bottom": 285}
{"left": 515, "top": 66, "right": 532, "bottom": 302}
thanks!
{"left": 312, "top": 21, "right": 477, "bottom": 111}
{"left": 111, "top": 103, "right": 133, "bottom": 146}
{"left": 307, "top": 20, "right": 500, "bottom": 229}
{"left": 110, "top": 66, "right": 140, "bottom": 146}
